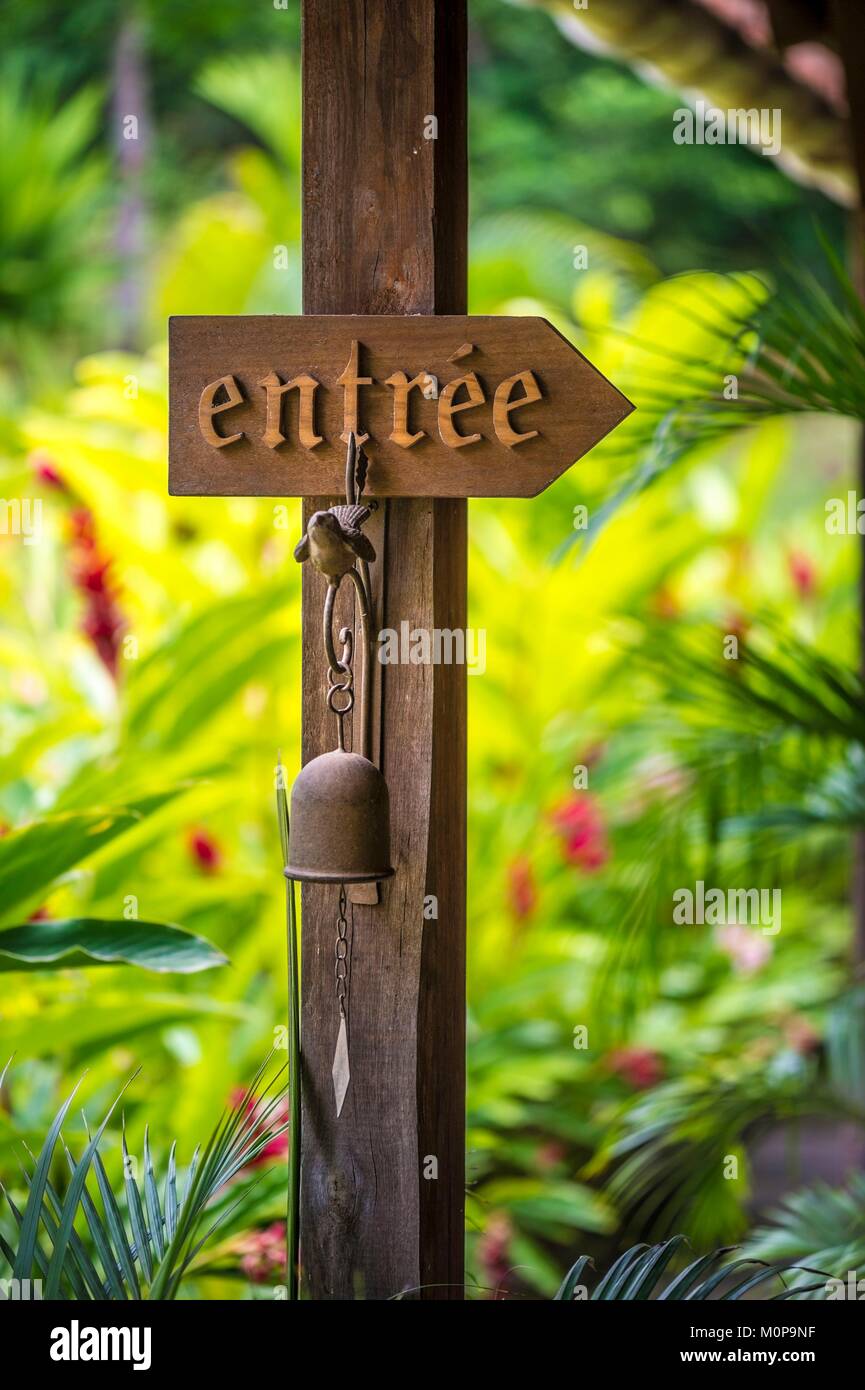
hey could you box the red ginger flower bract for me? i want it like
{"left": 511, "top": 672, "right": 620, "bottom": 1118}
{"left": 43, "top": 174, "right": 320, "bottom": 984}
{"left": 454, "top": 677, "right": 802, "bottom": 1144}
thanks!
{"left": 605, "top": 1046, "right": 664, "bottom": 1090}
{"left": 67, "top": 507, "right": 125, "bottom": 677}
{"left": 787, "top": 548, "right": 817, "bottom": 599}
{"left": 236, "top": 1221, "right": 287, "bottom": 1283}
{"left": 551, "top": 793, "right": 610, "bottom": 871}
{"left": 229, "top": 1089, "right": 289, "bottom": 1167}
{"left": 187, "top": 827, "right": 223, "bottom": 874}
{"left": 477, "top": 1213, "right": 513, "bottom": 1298}
{"left": 507, "top": 855, "right": 537, "bottom": 919}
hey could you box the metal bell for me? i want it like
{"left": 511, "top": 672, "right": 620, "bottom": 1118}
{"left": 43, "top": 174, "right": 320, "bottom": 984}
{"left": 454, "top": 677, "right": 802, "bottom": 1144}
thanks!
{"left": 284, "top": 747, "right": 394, "bottom": 884}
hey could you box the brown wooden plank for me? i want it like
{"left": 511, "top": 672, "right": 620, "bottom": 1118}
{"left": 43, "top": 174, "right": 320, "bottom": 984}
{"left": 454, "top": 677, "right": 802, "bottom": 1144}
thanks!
{"left": 168, "top": 314, "right": 632, "bottom": 498}
{"left": 299, "top": 0, "right": 467, "bottom": 1299}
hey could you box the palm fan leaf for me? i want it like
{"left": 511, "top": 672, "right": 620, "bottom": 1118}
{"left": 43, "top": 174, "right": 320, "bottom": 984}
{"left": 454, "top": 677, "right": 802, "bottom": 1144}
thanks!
{"left": 568, "top": 232, "right": 865, "bottom": 549}
{"left": 744, "top": 1175, "right": 865, "bottom": 1298}
{"left": 591, "top": 618, "right": 864, "bottom": 1027}
{"left": 554, "top": 1237, "right": 829, "bottom": 1300}
{"left": 0, "top": 1062, "right": 287, "bottom": 1299}
{"left": 587, "top": 1067, "right": 859, "bottom": 1247}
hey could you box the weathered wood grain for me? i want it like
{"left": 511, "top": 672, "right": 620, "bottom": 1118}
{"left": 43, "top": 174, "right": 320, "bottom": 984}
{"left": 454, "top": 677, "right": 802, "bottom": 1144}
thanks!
{"left": 168, "top": 315, "right": 632, "bottom": 498}
{"left": 299, "top": 0, "right": 467, "bottom": 1299}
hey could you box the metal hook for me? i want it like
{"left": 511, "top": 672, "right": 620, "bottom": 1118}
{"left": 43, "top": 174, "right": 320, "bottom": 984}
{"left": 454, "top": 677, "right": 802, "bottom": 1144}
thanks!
{"left": 323, "top": 593, "right": 353, "bottom": 677}
{"left": 323, "top": 574, "right": 372, "bottom": 761}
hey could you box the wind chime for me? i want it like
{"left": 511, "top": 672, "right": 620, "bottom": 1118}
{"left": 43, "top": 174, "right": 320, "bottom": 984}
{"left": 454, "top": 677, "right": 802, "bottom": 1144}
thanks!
{"left": 285, "top": 434, "right": 394, "bottom": 1115}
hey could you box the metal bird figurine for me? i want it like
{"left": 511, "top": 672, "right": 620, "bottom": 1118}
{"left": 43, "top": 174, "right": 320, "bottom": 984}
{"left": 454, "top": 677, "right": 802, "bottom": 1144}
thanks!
{"left": 293, "top": 504, "right": 376, "bottom": 582}
{"left": 294, "top": 434, "right": 377, "bottom": 582}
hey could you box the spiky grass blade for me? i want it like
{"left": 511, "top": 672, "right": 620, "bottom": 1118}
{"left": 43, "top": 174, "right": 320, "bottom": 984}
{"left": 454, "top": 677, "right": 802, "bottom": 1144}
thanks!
{"left": 64, "top": 1147, "right": 128, "bottom": 1300}
{"left": 620, "top": 1235, "right": 691, "bottom": 1299}
{"left": 660, "top": 1248, "right": 736, "bottom": 1300}
{"left": 718, "top": 1262, "right": 830, "bottom": 1300}
{"left": 560, "top": 1240, "right": 832, "bottom": 1301}
{"left": 165, "top": 1142, "right": 178, "bottom": 1242}
{"left": 147, "top": 1061, "right": 287, "bottom": 1299}
{"left": 0, "top": 1229, "right": 16, "bottom": 1271}
{"left": 88, "top": 1145, "right": 141, "bottom": 1298}
{"left": 180, "top": 1146, "right": 200, "bottom": 1215}
{"left": 11, "top": 1076, "right": 82, "bottom": 1281}
{"left": 554, "top": 1255, "right": 593, "bottom": 1301}
{"left": 278, "top": 755, "right": 301, "bottom": 1301}
{"left": 592, "top": 1244, "right": 648, "bottom": 1299}
{"left": 29, "top": 1162, "right": 104, "bottom": 1299}
{"left": 2, "top": 1062, "right": 287, "bottom": 1301}
{"left": 122, "top": 1124, "right": 153, "bottom": 1283}
{"left": 143, "top": 1127, "right": 165, "bottom": 1260}
{"left": 4, "top": 1185, "right": 52, "bottom": 1285}
{"left": 44, "top": 1078, "right": 136, "bottom": 1299}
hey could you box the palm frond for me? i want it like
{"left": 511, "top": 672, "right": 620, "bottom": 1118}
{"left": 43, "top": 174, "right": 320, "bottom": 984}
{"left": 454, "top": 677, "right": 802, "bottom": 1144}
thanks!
{"left": 628, "top": 240, "right": 865, "bottom": 454}
{"left": 1, "top": 1063, "right": 287, "bottom": 1299}
{"left": 569, "top": 234, "right": 865, "bottom": 550}
{"left": 554, "top": 1237, "right": 830, "bottom": 1300}
{"left": 745, "top": 1175, "right": 865, "bottom": 1298}
{"left": 588, "top": 1067, "right": 858, "bottom": 1247}
{"left": 591, "top": 619, "right": 864, "bottom": 1026}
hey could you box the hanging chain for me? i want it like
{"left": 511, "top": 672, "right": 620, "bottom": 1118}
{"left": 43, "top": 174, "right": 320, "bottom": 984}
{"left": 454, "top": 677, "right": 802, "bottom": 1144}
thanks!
{"left": 334, "top": 884, "right": 349, "bottom": 1019}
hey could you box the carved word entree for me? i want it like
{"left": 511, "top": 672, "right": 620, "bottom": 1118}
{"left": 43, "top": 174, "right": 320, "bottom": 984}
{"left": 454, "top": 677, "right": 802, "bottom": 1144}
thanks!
{"left": 198, "top": 340, "right": 544, "bottom": 453}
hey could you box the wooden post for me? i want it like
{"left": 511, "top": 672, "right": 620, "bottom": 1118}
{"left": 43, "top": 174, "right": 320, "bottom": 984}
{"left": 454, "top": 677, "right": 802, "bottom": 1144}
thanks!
{"left": 168, "top": 0, "right": 627, "bottom": 1299}
{"left": 299, "top": 0, "right": 467, "bottom": 1299}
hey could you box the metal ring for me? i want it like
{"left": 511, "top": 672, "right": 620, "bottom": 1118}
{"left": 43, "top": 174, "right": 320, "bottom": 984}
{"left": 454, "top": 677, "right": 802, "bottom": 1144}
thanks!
{"left": 327, "top": 683, "right": 354, "bottom": 715}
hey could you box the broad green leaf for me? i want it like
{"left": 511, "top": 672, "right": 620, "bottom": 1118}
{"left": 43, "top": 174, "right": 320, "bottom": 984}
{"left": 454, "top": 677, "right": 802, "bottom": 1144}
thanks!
{"left": 0, "top": 812, "right": 139, "bottom": 920}
{"left": 0, "top": 795, "right": 183, "bottom": 922}
{"left": 0, "top": 918, "right": 227, "bottom": 974}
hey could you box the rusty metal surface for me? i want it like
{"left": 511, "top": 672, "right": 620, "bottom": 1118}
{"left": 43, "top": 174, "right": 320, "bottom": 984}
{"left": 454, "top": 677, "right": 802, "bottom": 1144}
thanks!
{"left": 285, "top": 748, "right": 394, "bottom": 884}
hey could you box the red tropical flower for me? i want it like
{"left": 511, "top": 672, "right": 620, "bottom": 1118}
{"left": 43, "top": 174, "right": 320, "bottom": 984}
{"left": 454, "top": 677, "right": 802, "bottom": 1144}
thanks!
{"left": 787, "top": 549, "right": 817, "bottom": 599}
{"left": 507, "top": 855, "right": 537, "bottom": 919}
{"left": 67, "top": 508, "right": 125, "bottom": 677}
{"left": 551, "top": 794, "right": 610, "bottom": 871}
{"left": 477, "top": 1213, "right": 512, "bottom": 1298}
{"left": 605, "top": 1046, "right": 664, "bottom": 1090}
{"left": 236, "top": 1221, "right": 287, "bottom": 1283}
{"left": 30, "top": 451, "right": 67, "bottom": 491}
{"left": 535, "top": 1140, "right": 566, "bottom": 1172}
{"left": 187, "top": 828, "right": 223, "bottom": 874}
{"left": 229, "top": 1089, "right": 289, "bottom": 1167}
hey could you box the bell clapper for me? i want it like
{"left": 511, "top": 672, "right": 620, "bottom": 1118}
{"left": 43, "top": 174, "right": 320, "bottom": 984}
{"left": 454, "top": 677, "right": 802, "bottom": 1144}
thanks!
{"left": 332, "top": 883, "right": 351, "bottom": 1116}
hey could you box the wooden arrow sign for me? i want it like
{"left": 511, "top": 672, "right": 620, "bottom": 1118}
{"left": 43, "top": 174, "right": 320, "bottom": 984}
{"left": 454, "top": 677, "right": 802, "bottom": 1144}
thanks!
{"left": 169, "top": 314, "right": 633, "bottom": 499}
